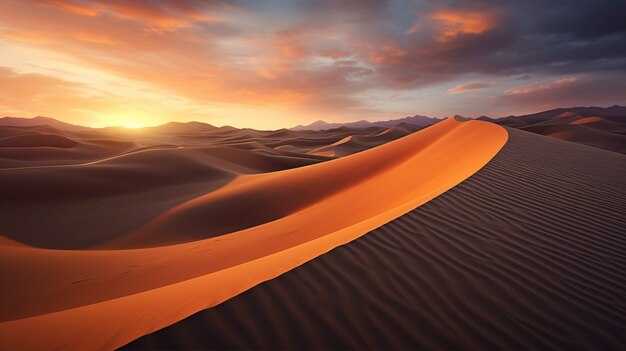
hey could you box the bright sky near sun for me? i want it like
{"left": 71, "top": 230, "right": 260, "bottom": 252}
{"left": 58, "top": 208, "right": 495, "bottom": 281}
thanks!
{"left": 0, "top": 0, "right": 624, "bottom": 129}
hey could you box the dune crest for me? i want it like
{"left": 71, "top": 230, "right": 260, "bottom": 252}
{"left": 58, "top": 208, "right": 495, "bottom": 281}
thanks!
{"left": 0, "top": 118, "right": 507, "bottom": 350}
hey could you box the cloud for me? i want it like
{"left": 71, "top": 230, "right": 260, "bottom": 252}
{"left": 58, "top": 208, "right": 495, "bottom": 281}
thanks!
{"left": 73, "top": 33, "right": 119, "bottom": 45}
{"left": 447, "top": 81, "right": 495, "bottom": 94}
{"left": 363, "top": 0, "right": 626, "bottom": 87}
{"left": 0, "top": 66, "right": 115, "bottom": 124}
{"left": 493, "top": 74, "right": 626, "bottom": 110}
{"left": 0, "top": 66, "right": 216, "bottom": 127}
{"left": 43, "top": 0, "right": 98, "bottom": 17}
{"left": 429, "top": 9, "right": 496, "bottom": 41}
{"left": 0, "top": 66, "right": 81, "bottom": 103}
{"left": 503, "top": 77, "right": 579, "bottom": 96}
{"left": 41, "top": 0, "right": 227, "bottom": 28}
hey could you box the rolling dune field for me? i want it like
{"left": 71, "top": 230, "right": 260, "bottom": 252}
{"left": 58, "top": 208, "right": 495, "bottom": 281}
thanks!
{"left": 0, "top": 118, "right": 508, "bottom": 350}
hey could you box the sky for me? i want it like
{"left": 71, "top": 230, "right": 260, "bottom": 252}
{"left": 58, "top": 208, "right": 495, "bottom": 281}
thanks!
{"left": 0, "top": 0, "right": 625, "bottom": 129}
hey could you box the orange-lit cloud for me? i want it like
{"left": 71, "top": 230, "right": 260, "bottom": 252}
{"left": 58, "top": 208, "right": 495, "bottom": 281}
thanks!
{"left": 2, "top": 31, "right": 50, "bottom": 44}
{"left": 44, "top": 0, "right": 98, "bottom": 17}
{"left": 42, "top": 0, "right": 224, "bottom": 28}
{"left": 448, "top": 81, "right": 495, "bottom": 94}
{"left": 405, "top": 7, "right": 496, "bottom": 40}
{"left": 73, "top": 33, "right": 119, "bottom": 45}
{"left": 367, "top": 43, "right": 407, "bottom": 64}
{"left": 0, "top": 65, "right": 310, "bottom": 129}
{"left": 491, "top": 74, "right": 626, "bottom": 115}
{"left": 504, "top": 77, "right": 579, "bottom": 96}
{"left": 431, "top": 9, "right": 496, "bottom": 41}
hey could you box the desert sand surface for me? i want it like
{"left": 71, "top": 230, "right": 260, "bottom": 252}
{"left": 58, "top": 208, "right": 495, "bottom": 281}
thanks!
{"left": 124, "top": 127, "right": 626, "bottom": 350}
{"left": 0, "top": 118, "right": 507, "bottom": 350}
{"left": 0, "top": 120, "right": 419, "bottom": 248}
{"left": 492, "top": 106, "right": 626, "bottom": 153}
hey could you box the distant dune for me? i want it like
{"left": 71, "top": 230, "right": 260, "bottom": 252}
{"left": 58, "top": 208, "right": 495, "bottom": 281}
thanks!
{"left": 0, "top": 116, "right": 90, "bottom": 131}
{"left": 0, "top": 134, "right": 79, "bottom": 148}
{"left": 0, "top": 125, "right": 136, "bottom": 168}
{"left": 492, "top": 105, "right": 626, "bottom": 153}
{"left": 291, "top": 115, "right": 439, "bottom": 131}
{"left": 522, "top": 124, "right": 626, "bottom": 153}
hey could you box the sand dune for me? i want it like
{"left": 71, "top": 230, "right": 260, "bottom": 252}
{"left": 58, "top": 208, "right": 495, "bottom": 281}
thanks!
{"left": 0, "top": 134, "right": 79, "bottom": 148}
{"left": 570, "top": 116, "right": 626, "bottom": 134}
{"left": 0, "top": 116, "right": 90, "bottom": 131}
{"left": 0, "top": 144, "right": 332, "bottom": 249}
{"left": 2, "top": 111, "right": 623, "bottom": 350}
{"left": 493, "top": 106, "right": 626, "bottom": 153}
{"left": 0, "top": 121, "right": 410, "bottom": 250}
{"left": 0, "top": 123, "right": 335, "bottom": 170}
{"left": 0, "top": 118, "right": 506, "bottom": 350}
{"left": 124, "top": 128, "right": 626, "bottom": 350}
{"left": 0, "top": 126, "right": 136, "bottom": 168}
{"left": 307, "top": 125, "right": 418, "bottom": 157}
{"left": 522, "top": 124, "right": 626, "bottom": 153}
{"left": 571, "top": 115, "right": 602, "bottom": 124}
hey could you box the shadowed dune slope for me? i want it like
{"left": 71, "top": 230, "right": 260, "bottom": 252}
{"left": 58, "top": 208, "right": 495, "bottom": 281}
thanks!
{"left": 0, "top": 134, "right": 79, "bottom": 148}
{"left": 522, "top": 124, "right": 626, "bottom": 154}
{"left": 492, "top": 106, "right": 626, "bottom": 153}
{"left": 0, "top": 126, "right": 136, "bottom": 168}
{"left": 307, "top": 125, "right": 416, "bottom": 157}
{"left": 125, "top": 128, "right": 626, "bottom": 350}
{"left": 0, "top": 119, "right": 506, "bottom": 350}
{"left": 570, "top": 116, "right": 626, "bottom": 134}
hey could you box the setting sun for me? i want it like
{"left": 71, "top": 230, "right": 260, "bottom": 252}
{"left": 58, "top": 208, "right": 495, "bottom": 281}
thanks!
{"left": 122, "top": 121, "right": 142, "bottom": 129}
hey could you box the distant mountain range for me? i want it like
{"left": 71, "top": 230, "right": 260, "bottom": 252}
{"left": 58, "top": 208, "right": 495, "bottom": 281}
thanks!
{"left": 2, "top": 105, "right": 624, "bottom": 134}
{"left": 291, "top": 105, "right": 626, "bottom": 131}
{"left": 0, "top": 117, "right": 229, "bottom": 134}
{"left": 292, "top": 115, "right": 441, "bottom": 131}
{"left": 0, "top": 116, "right": 91, "bottom": 131}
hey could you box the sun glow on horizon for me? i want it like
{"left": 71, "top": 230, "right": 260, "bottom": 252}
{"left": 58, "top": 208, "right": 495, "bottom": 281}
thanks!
{"left": 122, "top": 120, "right": 143, "bottom": 129}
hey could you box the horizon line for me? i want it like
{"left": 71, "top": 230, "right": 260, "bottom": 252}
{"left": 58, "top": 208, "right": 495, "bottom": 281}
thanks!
{"left": 2, "top": 104, "right": 624, "bottom": 131}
